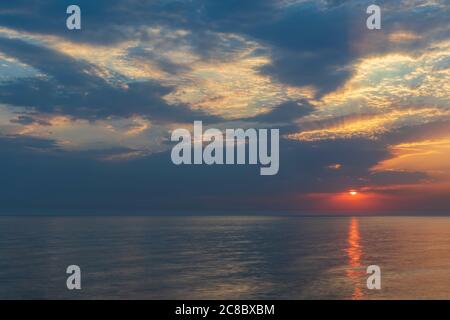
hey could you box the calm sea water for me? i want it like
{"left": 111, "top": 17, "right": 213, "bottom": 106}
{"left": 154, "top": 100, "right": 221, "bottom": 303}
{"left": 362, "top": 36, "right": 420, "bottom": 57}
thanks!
{"left": 0, "top": 216, "right": 449, "bottom": 299}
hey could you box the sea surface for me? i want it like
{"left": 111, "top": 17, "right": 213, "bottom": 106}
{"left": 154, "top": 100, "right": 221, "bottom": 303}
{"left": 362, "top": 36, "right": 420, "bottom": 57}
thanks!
{"left": 0, "top": 216, "right": 449, "bottom": 299}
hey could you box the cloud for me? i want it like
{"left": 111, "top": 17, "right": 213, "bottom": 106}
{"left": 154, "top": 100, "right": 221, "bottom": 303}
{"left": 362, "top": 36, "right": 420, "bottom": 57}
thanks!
{"left": 0, "top": 37, "right": 221, "bottom": 123}
{"left": 244, "top": 99, "right": 315, "bottom": 123}
{"left": 0, "top": 132, "right": 431, "bottom": 213}
{"left": 200, "top": 0, "right": 449, "bottom": 96}
{"left": 1, "top": 1, "right": 448, "bottom": 95}
{"left": 0, "top": 0, "right": 449, "bottom": 213}
{"left": 287, "top": 108, "right": 450, "bottom": 142}
{"left": 9, "top": 114, "right": 51, "bottom": 126}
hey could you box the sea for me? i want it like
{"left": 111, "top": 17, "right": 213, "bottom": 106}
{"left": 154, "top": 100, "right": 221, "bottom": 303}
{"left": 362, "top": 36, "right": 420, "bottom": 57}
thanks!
{"left": 0, "top": 216, "right": 449, "bottom": 299}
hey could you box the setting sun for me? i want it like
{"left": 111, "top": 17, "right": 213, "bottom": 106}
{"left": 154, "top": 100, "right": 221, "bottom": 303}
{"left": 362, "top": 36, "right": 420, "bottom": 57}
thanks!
{"left": 349, "top": 191, "right": 358, "bottom": 196}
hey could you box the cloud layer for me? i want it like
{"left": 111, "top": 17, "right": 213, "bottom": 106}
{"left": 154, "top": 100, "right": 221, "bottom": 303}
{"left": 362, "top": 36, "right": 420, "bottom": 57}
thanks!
{"left": 0, "top": 0, "right": 449, "bottom": 213}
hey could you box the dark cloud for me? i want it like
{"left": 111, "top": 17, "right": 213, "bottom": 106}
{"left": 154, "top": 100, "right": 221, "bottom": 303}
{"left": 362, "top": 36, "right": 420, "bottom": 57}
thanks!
{"left": 0, "top": 36, "right": 102, "bottom": 87}
{"left": 10, "top": 114, "right": 51, "bottom": 126}
{"left": 202, "top": 0, "right": 448, "bottom": 95}
{"left": 0, "top": 0, "right": 212, "bottom": 45}
{"left": 0, "top": 134, "right": 60, "bottom": 152}
{"left": 1, "top": 1, "right": 448, "bottom": 95}
{"left": 245, "top": 99, "right": 315, "bottom": 123}
{"left": 247, "top": 5, "right": 357, "bottom": 96}
{"left": 369, "top": 171, "right": 427, "bottom": 186}
{"left": 0, "top": 133, "right": 429, "bottom": 214}
{"left": 0, "top": 37, "right": 221, "bottom": 123}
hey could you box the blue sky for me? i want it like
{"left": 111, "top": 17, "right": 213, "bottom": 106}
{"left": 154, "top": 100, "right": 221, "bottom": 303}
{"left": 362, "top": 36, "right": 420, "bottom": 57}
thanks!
{"left": 0, "top": 0, "right": 449, "bottom": 214}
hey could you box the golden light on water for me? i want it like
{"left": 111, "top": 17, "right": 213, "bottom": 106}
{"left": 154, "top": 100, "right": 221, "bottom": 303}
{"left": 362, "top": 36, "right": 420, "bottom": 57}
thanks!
{"left": 346, "top": 218, "right": 364, "bottom": 300}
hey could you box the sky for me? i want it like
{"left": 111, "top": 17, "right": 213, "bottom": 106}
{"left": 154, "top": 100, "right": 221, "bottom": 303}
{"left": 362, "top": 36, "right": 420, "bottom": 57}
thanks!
{"left": 0, "top": 0, "right": 449, "bottom": 214}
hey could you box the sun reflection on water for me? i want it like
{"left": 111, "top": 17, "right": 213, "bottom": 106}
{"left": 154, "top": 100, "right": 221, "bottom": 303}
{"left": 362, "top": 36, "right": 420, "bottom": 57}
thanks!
{"left": 346, "top": 217, "right": 364, "bottom": 300}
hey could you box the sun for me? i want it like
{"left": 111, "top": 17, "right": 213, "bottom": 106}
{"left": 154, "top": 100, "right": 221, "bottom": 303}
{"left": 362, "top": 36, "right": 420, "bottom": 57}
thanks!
{"left": 349, "top": 190, "right": 358, "bottom": 196}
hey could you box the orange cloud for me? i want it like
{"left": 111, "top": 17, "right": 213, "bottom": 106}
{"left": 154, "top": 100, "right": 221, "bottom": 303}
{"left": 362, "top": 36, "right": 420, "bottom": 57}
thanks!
{"left": 287, "top": 108, "right": 450, "bottom": 141}
{"left": 388, "top": 31, "right": 422, "bottom": 42}
{"left": 373, "top": 135, "right": 450, "bottom": 192}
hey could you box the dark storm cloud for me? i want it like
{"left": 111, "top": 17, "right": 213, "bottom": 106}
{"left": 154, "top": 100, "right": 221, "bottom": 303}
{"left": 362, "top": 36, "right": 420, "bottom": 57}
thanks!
{"left": 0, "top": 37, "right": 221, "bottom": 123}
